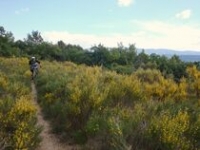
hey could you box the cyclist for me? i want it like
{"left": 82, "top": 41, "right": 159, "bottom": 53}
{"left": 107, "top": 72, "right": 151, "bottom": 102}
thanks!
{"left": 29, "top": 56, "right": 41, "bottom": 80}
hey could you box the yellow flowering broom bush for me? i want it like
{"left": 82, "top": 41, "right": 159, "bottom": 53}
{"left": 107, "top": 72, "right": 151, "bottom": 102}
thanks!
{"left": 134, "top": 68, "right": 188, "bottom": 101}
{"left": 35, "top": 59, "right": 200, "bottom": 149}
{"left": 149, "top": 110, "right": 190, "bottom": 150}
{"left": 0, "top": 57, "right": 41, "bottom": 149}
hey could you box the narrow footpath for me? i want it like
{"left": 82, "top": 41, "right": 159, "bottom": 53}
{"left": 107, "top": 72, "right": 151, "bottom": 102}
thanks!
{"left": 31, "top": 82, "right": 79, "bottom": 150}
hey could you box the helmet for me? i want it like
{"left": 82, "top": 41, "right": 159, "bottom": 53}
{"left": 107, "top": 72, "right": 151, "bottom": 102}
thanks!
{"left": 31, "top": 56, "right": 35, "bottom": 60}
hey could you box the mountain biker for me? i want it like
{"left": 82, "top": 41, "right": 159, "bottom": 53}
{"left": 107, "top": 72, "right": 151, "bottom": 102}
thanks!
{"left": 29, "top": 56, "right": 41, "bottom": 79}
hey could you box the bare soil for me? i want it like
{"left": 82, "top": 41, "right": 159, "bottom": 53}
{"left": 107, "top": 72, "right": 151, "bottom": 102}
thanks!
{"left": 31, "top": 82, "right": 80, "bottom": 150}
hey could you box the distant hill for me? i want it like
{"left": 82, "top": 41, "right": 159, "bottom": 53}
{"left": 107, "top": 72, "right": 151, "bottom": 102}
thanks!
{"left": 139, "top": 48, "right": 200, "bottom": 62}
{"left": 178, "top": 55, "right": 200, "bottom": 62}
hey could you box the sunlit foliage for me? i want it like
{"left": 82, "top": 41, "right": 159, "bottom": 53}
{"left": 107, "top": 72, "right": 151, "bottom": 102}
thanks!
{"left": 1, "top": 57, "right": 200, "bottom": 149}
{"left": 0, "top": 57, "right": 41, "bottom": 149}
{"left": 35, "top": 59, "right": 200, "bottom": 149}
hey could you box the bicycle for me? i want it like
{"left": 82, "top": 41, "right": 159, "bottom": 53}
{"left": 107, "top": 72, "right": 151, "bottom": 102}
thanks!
{"left": 31, "top": 62, "right": 40, "bottom": 80}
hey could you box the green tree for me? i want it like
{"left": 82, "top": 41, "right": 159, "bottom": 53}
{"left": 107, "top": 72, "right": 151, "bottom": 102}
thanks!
{"left": 15, "top": 40, "right": 29, "bottom": 56}
{"left": 168, "top": 55, "right": 186, "bottom": 81}
{"left": 0, "top": 26, "right": 16, "bottom": 56}
{"left": 57, "top": 40, "right": 66, "bottom": 49}
{"left": 25, "top": 30, "right": 43, "bottom": 45}
{"left": 126, "top": 44, "right": 137, "bottom": 65}
{"left": 91, "top": 44, "right": 111, "bottom": 66}
{"left": 134, "top": 49, "right": 149, "bottom": 69}
{"left": 0, "top": 26, "right": 6, "bottom": 36}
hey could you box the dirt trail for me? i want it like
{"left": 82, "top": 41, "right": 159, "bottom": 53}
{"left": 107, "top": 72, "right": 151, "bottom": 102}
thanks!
{"left": 31, "top": 82, "right": 79, "bottom": 150}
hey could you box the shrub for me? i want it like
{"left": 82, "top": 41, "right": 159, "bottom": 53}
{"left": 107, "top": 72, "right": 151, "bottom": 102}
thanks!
{"left": 0, "top": 57, "right": 41, "bottom": 149}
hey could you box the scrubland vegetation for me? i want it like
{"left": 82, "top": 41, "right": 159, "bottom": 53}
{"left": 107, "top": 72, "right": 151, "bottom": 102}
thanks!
{"left": 0, "top": 57, "right": 41, "bottom": 149}
{"left": 33, "top": 60, "right": 200, "bottom": 150}
{"left": 1, "top": 26, "right": 200, "bottom": 149}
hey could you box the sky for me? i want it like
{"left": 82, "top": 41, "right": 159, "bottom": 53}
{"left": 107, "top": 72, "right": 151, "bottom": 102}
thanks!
{"left": 1, "top": 0, "right": 200, "bottom": 51}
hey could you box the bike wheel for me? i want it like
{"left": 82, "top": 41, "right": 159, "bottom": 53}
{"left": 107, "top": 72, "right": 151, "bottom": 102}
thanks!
{"left": 32, "top": 69, "right": 37, "bottom": 80}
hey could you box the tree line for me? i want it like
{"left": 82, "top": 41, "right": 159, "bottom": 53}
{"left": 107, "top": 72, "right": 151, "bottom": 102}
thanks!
{"left": 0, "top": 26, "right": 199, "bottom": 81}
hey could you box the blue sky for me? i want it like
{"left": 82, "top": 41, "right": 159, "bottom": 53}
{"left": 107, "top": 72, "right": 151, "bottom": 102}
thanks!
{"left": 1, "top": 0, "right": 200, "bottom": 50}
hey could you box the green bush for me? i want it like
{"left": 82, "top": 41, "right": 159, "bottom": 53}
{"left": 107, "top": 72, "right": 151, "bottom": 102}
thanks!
{"left": 0, "top": 57, "right": 41, "bottom": 149}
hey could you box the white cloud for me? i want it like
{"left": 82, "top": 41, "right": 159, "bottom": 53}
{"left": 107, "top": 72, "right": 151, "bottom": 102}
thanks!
{"left": 43, "top": 20, "right": 200, "bottom": 51}
{"left": 175, "top": 9, "right": 192, "bottom": 19}
{"left": 117, "top": 0, "right": 133, "bottom": 7}
{"left": 43, "top": 31, "right": 121, "bottom": 48}
{"left": 15, "top": 7, "right": 29, "bottom": 15}
{"left": 129, "top": 20, "right": 200, "bottom": 50}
